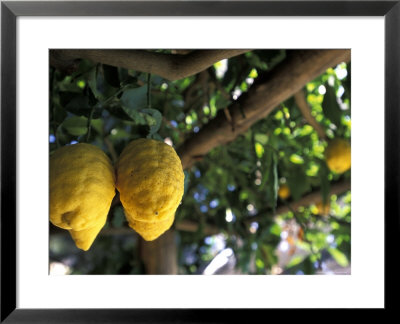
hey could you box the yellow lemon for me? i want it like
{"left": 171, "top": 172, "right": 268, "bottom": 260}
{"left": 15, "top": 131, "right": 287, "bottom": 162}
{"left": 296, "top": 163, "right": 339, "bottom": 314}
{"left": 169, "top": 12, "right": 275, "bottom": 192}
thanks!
{"left": 325, "top": 138, "right": 351, "bottom": 174}
{"left": 50, "top": 143, "right": 116, "bottom": 251}
{"left": 278, "top": 184, "right": 290, "bottom": 200}
{"left": 116, "top": 138, "right": 184, "bottom": 241}
{"left": 315, "top": 201, "right": 330, "bottom": 216}
{"left": 127, "top": 211, "right": 175, "bottom": 241}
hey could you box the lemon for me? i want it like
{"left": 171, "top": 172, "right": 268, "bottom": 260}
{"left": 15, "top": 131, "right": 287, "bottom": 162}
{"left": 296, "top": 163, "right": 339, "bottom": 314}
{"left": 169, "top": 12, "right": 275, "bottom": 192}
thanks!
{"left": 127, "top": 211, "right": 175, "bottom": 241}
{"left": 315, "top": 201, "right": 330, "bottom": 216}
{"left": 50, "top": 143, "right": 116, "bottom": 251}
{"left": 278, "top": 184, "right": 290, "bottom": 200}
{"left": 325, "top": 138, "right": 351, "bottom": 174}
{"left": 116, "top": 138, "right": 184, "bottom": 241}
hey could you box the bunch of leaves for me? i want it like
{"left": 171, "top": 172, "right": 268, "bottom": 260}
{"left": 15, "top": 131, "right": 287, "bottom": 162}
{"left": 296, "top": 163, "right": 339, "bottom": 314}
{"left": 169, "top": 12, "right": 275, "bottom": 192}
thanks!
{"left": 279, "top": 191, "right": 351, "bottom": 274}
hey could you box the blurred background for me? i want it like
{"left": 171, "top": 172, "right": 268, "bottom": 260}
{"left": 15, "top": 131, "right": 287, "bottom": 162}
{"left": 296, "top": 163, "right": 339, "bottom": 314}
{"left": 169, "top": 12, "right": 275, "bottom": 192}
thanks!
{"left": 49, "top": 49, "right": 351, "bottom": 275}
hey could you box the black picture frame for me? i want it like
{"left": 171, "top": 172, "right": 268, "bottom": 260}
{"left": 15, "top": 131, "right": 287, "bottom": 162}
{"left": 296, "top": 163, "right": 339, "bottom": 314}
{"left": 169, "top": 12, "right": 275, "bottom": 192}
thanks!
{"left": 1, "top": 0, "right": 398, "bottom": 322}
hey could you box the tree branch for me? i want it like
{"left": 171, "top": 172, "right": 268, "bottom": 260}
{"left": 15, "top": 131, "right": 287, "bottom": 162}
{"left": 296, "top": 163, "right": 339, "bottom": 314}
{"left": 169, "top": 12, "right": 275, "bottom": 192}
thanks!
{"left": 244, "top": 179, "right": 351, "bottom": 225}
{"left": 294, "top": 89, "right": 327, "bottom": 140}
{"left": 175, "top": 179, "right": 351, "bottom": 235}
{"left": 50, "top": 49, "right": 250, "bottom": 81}
{"left": 139, "top": 229, "right": 178, "bottom": 274}
{"left": 177, "top": 49, "right": 351, "bottom": 169}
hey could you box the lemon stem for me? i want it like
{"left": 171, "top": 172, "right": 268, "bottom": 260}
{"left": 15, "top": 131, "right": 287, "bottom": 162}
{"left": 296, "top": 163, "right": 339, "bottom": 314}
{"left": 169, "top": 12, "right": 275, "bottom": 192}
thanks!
{"left": 86, "top": 106, "right": 95, "bottom": 142}
{"left": 147, "top": 73, "right": 151, "bottom": 108}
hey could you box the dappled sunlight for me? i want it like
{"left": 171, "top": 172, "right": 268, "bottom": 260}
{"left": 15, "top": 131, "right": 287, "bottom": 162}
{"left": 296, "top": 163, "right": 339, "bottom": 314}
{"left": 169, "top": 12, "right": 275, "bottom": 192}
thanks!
{"left": 214, "top": 59, "right": 228, "bottom": 79}
{"left": 203, "top": 248, "right": 234, "bottom": 275}
{"left": 249, "top": 222, "right": 259, "bottom": 234}
{"left": 49, "top": 261, "right": 71, "bottom": 275}
{"left": 225, "top": 208, "right": 235, "bottom": 223}
{"left": 164, "top": 137, "right": 173, "bottom": 146}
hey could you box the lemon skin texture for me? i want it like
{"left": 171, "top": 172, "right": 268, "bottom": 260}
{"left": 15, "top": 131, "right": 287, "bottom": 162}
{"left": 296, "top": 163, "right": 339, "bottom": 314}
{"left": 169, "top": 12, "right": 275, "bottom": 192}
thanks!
{"left": 278, "top": 184, "right": 291, "bottom": 200}
{"left": 50, "top": 143, "right": 116, "bottom": 251}
{"left": 127, "top": 211, "right": 175, "bottom": 241}
{"left": 325, "top": 139, "right": 351, "bottom": 174}
{"left": 116, "top": 138, "right": 184, "bottom": 241}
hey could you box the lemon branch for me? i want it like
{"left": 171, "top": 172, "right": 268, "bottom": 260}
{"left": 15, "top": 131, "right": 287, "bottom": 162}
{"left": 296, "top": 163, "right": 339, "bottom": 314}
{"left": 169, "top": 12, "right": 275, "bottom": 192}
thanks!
{"left": 85, "top": 105, "right": 95, "bottom": 142}
{"left": 245, "top": 179, "right": 351, "bottom": 225}
{"left": 294, "top": 88, "right": 327, "bottom": 140}
{"left": 147, "top": 73, "right": 152, "bottom": 108}
{"left": 50, "top": 49, "right": 250, "bottom": 81}
{"left": 177, "top": 49, "right": 351, "bottom": 169}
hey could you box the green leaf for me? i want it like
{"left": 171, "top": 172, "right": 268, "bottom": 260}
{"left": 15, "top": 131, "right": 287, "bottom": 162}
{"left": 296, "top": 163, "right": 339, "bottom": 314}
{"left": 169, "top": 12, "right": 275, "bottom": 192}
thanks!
{"left": 150, "top": 75, "right": 164, "bottom": 86}
{"left": 52, "top": 105, "right": 67, "bottom": 125}
{"left": 143, "top": 114, "right": 156, "bottom": 126}
{"left": 55, "top": 125, "right": 68, "bottom": 146}
{"left": 264, "top": 151, "right": 278, "bottom": 210}
{"left": 65, "top": 96, "right": 90, "bottom": 115}
{"left": 297, "top": 125, "right": 314, "bottom": 137}
{"left": 254, "top": 142, "right": 264, "bottom": 158}
{"left": 87, "top": 64, "right": 118, "bottom": 101}
{"left": 62, "top": 116, "right": 88, "bottom": 136}
{"left": 327, "top": 247, "right": 349, "bottom": 267}
{"left": 122, "top": 109, "right": 147, "bottom": 125}
{"left": 319, "top": 162, "right": 331, "bottom": 204}
{"left": 255, "top": 258, "right": 265, "bottom": 269}
{"left": 149, "top": 133, "right": 164, "bottom": 141}
{"left": 120, "top": 85, "right": 148, "bottom": 112}
{"left": 59, "top": 91, "right": 81, "bottom": 107}
{"left": 109, "top": 128, "right": 130, "bottom": 140}
{"left": 322, "top": 84, "right": 342, "bottom": 126}
{"left": 287, "top": 255, "right": 307, "bottom": 268}
{"left": 272, "top": 154, "right": 278, "bottom": 208}
{"left": 269, "top": 223, "right": 281, "bottom": 236}
{"left": 88, "top": 66, "right": 102, "bottom": 99}
{"left": 87, "top": 85, "right": 98, "bottom": 107}
{"left": 64, "top": 92, "right": 102, "bottom": 119}
{"left": 259, "top": 244, "right": 278, "bottom": 269}
{"left": 90, "top": 119, "right": 104, "bottom": 136}
{"left": 249, "top": 68, "right": 258, "bottom": 78}
{"left": 103, "top": 64, "right": 120, "bottom": 88}
{"left": 254, "top": 133, "right": 268, "bottom": 145}
{"left": 286, "top": 167, "right": 310, "bottom": 200}
{"left": 141, "top": 108, "right": 162, "bottom": 136}
{"left": 289, "top": 154, "right": 304, "bottom": 164}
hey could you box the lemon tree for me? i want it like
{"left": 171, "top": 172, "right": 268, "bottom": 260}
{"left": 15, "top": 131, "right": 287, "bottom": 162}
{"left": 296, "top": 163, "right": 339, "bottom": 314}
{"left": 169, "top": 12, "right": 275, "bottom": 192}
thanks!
{"left": 49, "top": 50, "right": 351, "bottom": 275}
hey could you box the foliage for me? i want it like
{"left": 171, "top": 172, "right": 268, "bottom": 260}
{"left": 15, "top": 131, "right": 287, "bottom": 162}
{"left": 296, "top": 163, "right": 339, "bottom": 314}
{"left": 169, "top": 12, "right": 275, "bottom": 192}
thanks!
{"left": 49, "top": 50, "right": 351, "bottom": 275}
